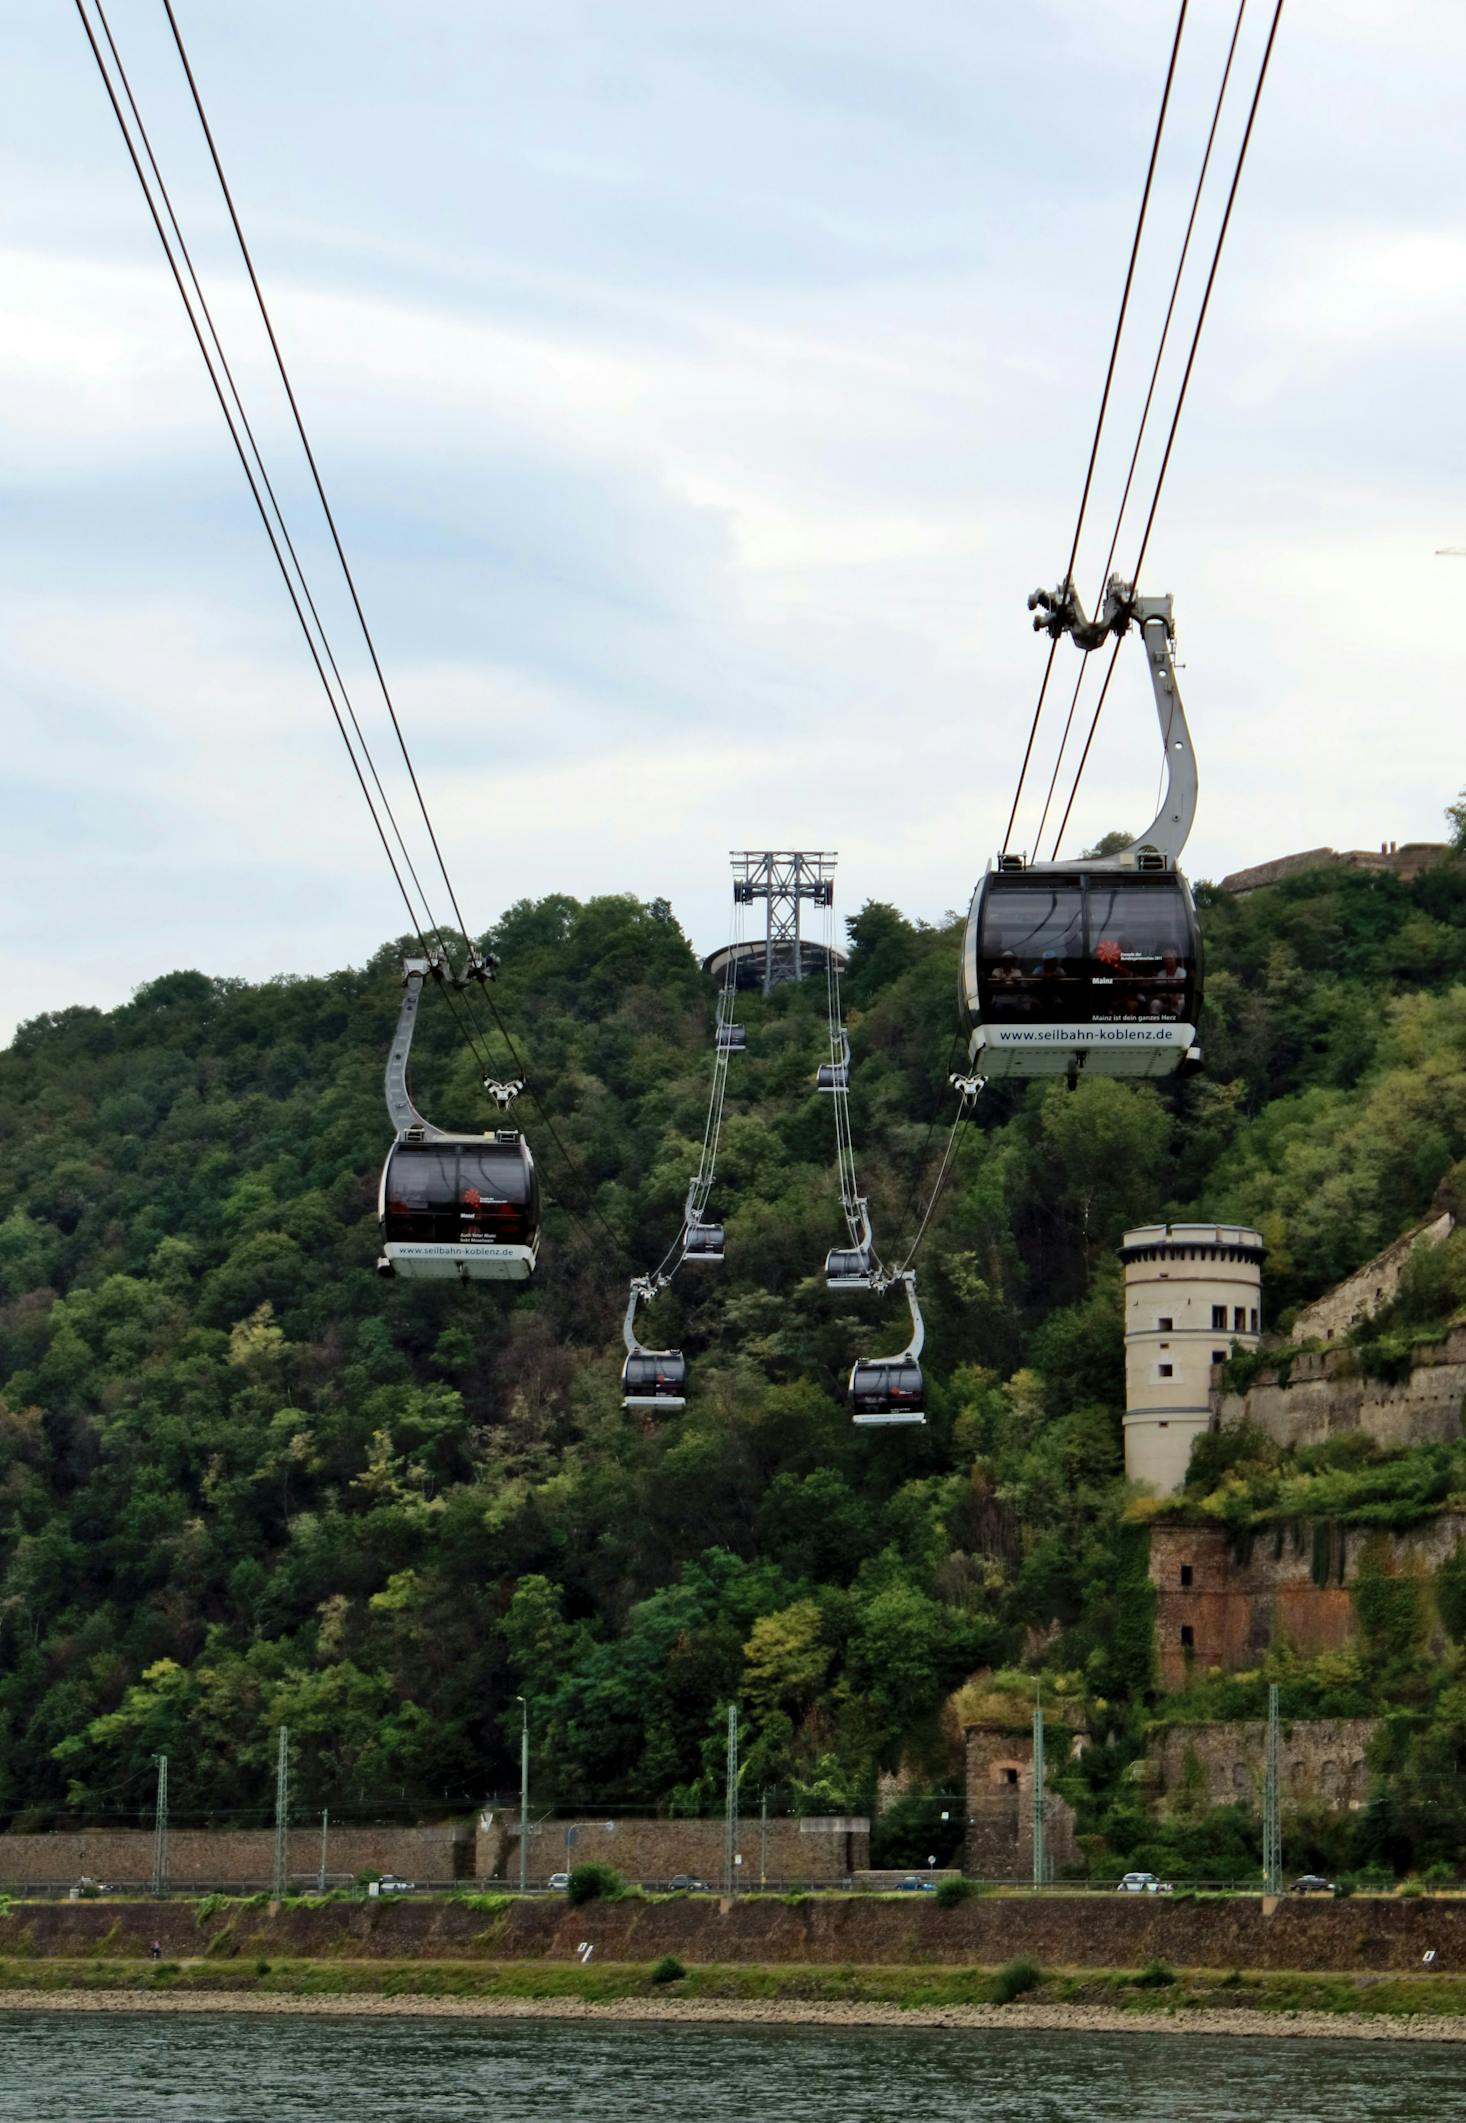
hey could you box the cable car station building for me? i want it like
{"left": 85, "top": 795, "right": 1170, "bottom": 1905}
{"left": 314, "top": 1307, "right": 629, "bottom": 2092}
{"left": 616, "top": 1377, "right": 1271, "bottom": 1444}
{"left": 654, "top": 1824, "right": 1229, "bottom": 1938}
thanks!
{"left": 1121, "top": 1222, "right": 1264, "bottom": 1492}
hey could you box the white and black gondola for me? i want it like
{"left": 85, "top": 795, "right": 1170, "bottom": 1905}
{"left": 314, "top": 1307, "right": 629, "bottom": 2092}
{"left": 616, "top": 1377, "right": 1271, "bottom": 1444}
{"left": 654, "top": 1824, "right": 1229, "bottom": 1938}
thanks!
{"left": 377, "top": 958, "right": 540, "bottom": 1281}
{"left": 684, "top": 1219, "right": 725, "bottom": 1262}
{"left": 962, "top": 581, "right": 1203, "bottom": 1083}
{"left": 621, "top": 1278, "right": 687, "bottom": 1410}
{"left": 848, "top": 1271, "right": 926, "bottom": 1427}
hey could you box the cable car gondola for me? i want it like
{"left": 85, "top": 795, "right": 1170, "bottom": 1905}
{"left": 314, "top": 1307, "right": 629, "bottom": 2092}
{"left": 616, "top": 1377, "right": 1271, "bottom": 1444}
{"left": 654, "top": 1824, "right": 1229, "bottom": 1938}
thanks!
{"left": 380, "top": 1132, "right": 540, "bottom": 1281}
{"left": 621, "top": 1278, "right": 686, "bottom": 1410}
{"left": 377, "top": 958, "right": 541, "bottom": 1281}
{"left": 716, "top": 1020, "right": 746, "bottom": 1054}
{"left": 848, "top": 1272, "right": 926, "bottom": 1427}
{"left": 684, "top": 1220, "right": 725, "bottom": 1262}
{"left": 825, "top": 1245, "right": 874, "bottom": 1289}
{"left": 621, "top": 1349, "right": 688, "bottom": 1407}
{"left": 961, "top": 583, "right": 1203, "bottom": 1083}
{"left": 824, "top": 1199, "right": 875, "bottom": 1291}
{"left": 817, "top": 1031, "right": 851, "bottom": 1094}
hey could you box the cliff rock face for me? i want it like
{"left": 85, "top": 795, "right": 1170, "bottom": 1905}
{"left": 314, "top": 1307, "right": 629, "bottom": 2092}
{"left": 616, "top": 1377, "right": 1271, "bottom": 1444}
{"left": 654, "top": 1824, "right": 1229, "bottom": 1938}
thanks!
{"left": 1148, "top": 1516, "right": 1466, "bottom": 1690}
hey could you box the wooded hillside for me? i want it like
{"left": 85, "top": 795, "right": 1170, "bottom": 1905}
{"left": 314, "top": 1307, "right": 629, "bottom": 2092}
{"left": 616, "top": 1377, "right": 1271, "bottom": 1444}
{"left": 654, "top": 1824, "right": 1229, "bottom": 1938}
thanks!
{"left": 3, "top": 841, "right": 1465, "bottom": 1870}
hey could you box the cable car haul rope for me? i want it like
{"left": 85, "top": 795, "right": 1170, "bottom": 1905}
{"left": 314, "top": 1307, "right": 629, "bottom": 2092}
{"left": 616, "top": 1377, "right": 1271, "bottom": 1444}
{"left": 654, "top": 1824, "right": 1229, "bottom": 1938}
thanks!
{"left": 72, "top": 0, "right": 1284, "bottom": 1430}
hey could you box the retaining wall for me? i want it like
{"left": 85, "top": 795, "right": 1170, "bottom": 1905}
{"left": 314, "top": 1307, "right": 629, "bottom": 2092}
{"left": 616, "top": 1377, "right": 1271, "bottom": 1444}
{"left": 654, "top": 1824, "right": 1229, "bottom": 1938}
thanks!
{"left": 0, "top": 1823, "right": 471, "bottom": 1890}
{"left": 5, "top": 1893, "right": 1466, "bottom": 1976}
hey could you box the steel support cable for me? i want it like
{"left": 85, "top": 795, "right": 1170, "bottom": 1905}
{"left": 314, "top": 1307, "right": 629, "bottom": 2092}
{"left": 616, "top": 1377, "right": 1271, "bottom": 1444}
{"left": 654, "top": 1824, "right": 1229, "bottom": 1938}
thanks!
{"left": 645, "top": 888, "right": 741, "bottom": 1285}
{"left": 72, "top": 0, "right": 451, "bottom": 1002}
{"left": 160, "top": 0, "right": 478, "bottom": 949}
{"left": 1051, "top": 0, "right": 1284, "bottom": 860}
{"left": 1001, "top": 0, "right": 1188, "bottom": 857}
{"left": 91, "top": 0, "right": 450, "bottom": 966}
{"left": 893, "top": 1098, "right": 975, "bottom": 1279}
{"left": 828, "top": 918, "right": 870, "bottom": 1252}
{"left": 1032, "top": 0, "right": 1250, "bottom": 858}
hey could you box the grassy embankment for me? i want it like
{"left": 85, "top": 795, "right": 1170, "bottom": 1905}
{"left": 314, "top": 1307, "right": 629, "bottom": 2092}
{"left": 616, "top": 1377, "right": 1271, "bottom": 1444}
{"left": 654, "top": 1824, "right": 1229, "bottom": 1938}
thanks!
{"left": 2, "top": 1954, "right": 1466, "bottom": 2020}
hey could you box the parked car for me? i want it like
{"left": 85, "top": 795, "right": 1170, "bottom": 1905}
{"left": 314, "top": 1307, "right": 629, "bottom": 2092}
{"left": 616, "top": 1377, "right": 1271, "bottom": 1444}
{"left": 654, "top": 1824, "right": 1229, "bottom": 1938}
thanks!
{"left": 896, "top": 1875, "right": 936, "bottom": 1892}
{"left": 547, "top": 1872, "right": 571, "bottom": 1891}
{"left": 1116, "top": 1872, "right": 1172, "bottom": 1894}
{"left": 1290, "top": 1874, "right": 1337, "bottom": 1896}
{"left": 667, "top": 1875, "right": 709, "bottom": 1892}
{"left": 376, "top": 1874, "right": 416, "bottom": 1893}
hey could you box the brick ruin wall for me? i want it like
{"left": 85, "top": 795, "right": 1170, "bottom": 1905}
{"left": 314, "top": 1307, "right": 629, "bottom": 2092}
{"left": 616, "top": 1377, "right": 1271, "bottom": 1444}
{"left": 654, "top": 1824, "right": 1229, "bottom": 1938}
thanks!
{"left": 963, "top": 1724, "right": 1079, "bottom": 1880}
{"left": 1144, "top": 1718, "right": 1378, "bottom": 1812}
{"left": 1148, "top": 1514, "right": 1466, "bottom": 1691}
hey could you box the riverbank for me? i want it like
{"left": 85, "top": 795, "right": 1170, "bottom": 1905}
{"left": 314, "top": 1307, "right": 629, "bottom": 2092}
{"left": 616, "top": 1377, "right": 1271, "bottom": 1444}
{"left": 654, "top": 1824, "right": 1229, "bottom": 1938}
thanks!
{"left": 6, "top": 1980, "right": 1466, "bottom": 2042}
{"left": 5, "top": 1956, "right": 1466, "bottom": 2036}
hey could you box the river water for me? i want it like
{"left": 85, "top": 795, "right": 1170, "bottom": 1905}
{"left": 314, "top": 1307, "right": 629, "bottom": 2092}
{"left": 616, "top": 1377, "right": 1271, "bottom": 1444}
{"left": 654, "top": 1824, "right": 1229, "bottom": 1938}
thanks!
{"left": 3, "top": 2012, "right": 1466, "bottom": 2121}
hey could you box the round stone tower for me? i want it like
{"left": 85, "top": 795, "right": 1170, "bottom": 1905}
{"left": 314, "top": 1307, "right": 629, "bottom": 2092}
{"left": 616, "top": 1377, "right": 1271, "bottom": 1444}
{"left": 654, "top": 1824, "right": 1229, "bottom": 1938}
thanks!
{"left": 1119, "top": 1222, "right": 1264, "bottom": 1492}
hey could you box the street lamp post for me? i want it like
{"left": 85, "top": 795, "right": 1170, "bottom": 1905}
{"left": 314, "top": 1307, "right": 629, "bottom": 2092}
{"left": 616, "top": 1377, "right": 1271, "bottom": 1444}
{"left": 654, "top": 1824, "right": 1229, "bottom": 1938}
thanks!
{"left": 516, "top": 1697, "right": 529, "bottom": 1892}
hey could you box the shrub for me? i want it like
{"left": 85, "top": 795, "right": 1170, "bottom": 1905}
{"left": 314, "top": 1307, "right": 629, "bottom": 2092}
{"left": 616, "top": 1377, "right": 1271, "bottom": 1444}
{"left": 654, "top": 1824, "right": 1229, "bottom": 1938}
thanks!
{"left": 566, "top": 1863, "right": 623, "bottom": 1906}
{"left": 1132, "top": 1958, "right": 1177, "bottom": 1989}
{"left": 650, "top": 1954, "right": 687, "bottom": 1985}
{"left": 991, "top": 1957, "right": 1043, "bottom": 2005}
{"left": 935, "top": 1877, "right": 985, "bottom": 1909}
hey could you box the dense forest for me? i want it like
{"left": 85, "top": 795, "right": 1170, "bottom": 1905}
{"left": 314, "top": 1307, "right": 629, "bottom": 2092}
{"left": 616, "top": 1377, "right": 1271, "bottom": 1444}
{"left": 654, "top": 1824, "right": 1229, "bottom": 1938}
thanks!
{"left": 3, "top": 815, "right": 1466, "bottom": 1875}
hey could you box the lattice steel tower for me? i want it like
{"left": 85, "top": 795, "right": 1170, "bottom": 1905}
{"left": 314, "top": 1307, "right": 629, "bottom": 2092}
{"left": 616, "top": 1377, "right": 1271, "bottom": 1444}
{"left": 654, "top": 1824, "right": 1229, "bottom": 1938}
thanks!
{"left": 730, "top": 851, "right": 837, "bottom": 994}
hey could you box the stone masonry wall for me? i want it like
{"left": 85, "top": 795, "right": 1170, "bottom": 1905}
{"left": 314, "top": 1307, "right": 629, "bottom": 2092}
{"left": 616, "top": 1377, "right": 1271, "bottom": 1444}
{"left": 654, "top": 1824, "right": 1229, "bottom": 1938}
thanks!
{"left": 479, "top": 1814, "right": 869, "bottom": 1886}
{"left": 17, "top": 1891, "right": 1466, "bottom": 1977}
{"left": 1219, "top": 843, "right": 1447, "bottom": 895}
{"left": 1145, "top": 1719, "right": 1377, "bottom": 1811}
{"left": 1148, "top": 1515, "right": 1466, "bottom": 1690}
{"left": 0, "top": 1815, "right": 869, "bottom": 1890}
{"left": 1288, "top": 1212, "right": 1455, "bottom": 1346}
{"left": 963, "top": 1724, "right": 1079, "bottom": 1880}
{"left": 0, "top": 1822, "right": 472, "bottom": 1889}
{"left": 1213, "top": 1319, "right": 1466, "bottom": 1455}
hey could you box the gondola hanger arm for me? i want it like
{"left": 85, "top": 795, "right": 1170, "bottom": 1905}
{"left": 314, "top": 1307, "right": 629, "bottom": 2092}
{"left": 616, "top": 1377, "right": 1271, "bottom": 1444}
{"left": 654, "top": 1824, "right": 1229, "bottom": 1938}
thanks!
{"left": 385, "top": 955, "right": 447, "bottom": 1139}
{"left": 1027, "top": 574, "right": 1195, "bottom": 866}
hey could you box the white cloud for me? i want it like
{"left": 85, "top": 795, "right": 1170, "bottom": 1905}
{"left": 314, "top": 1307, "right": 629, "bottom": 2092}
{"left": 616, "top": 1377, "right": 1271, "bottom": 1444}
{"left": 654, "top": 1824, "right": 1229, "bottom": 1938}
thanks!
{"left": 2, "top": 0, "right": 1464, "bottom": 1040}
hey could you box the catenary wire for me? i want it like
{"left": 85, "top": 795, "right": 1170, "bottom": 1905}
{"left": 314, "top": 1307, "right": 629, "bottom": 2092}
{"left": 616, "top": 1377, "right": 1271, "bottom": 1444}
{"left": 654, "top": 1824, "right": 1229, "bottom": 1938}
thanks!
{"left": 1030, "top": 0, "right": 1249, "bottom": 858}
{"left": 71, "top": 0, "right": 450, "bottom": 995}
{"left": 160, "top": 0, "right": 478, "bottom": 952}
{"left": 90, "top": 0, "right": 450, "bottom": 963}
{"left": 1050, "top": 0, "right": 1284, "bottom": 859}
{"left": 124, "top": 0, "right": 637, "bottom": 1257}
{"left": 1001, "top": 0, "right": 1188, "bottom": 857}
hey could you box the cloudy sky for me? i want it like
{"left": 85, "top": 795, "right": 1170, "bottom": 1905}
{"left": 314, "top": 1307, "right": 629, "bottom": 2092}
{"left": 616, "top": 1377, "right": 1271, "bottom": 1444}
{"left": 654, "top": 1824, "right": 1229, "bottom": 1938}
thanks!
{"left": 3, "top": 1, "right": 1462, "bottom": 1041}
